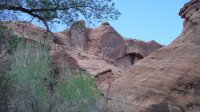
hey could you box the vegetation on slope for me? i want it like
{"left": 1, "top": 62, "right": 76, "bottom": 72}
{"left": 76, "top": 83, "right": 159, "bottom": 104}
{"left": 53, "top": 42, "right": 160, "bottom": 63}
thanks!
{"left": 0, "top": 22, "right": 100, "bottom": 112}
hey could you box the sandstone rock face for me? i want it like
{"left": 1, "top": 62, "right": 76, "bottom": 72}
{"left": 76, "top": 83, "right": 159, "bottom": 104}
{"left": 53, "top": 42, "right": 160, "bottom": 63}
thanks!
{"left": 87, "top": 24, "right": 125, "bottom": 62}
{"left": 109, "top": 0, "right": 200, "bottom": 111}
{"left": 113, "top": 39, "right": 162, "bottom": 70}
{"left": 69, "top": 20, "right": 87, "bottom": 51}
{"left": 113, "top": 53, "right": 142, "bottom": 70}
{"left": 65, "top": 22, "right": 162, "bottom": 70}
{"left": 54, "top": 30, "right": 70, "bottom": 47}
{"left": 82, "top": 23, "right": 162, "bottom": 70}
{"left": 125, "top": 39, "right": 162, "bottom": 57}
{"left": 65, "top": 49, "right": 126, "bottom": 91}
{"left": 54, "top": 22, "right": 162, "bottom": 71}
{"left": 95, "top": 69, "right": 115, "bottom": 87}
{"left": 5, "top": 19, "right": 162, "bottom": 92}
{"left": 52, "top": 51, "right": 79, "bottom": 76}
{"left": 5, "top": 22, "right": 47, "bottom": 42}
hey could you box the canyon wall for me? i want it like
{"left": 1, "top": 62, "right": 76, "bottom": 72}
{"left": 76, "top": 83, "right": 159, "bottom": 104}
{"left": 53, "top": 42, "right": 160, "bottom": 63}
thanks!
{"left": 5, "top": 18, "right": 162, "bottom": 91}
{"left": 109, "top": 0, "right": 200, "bottom": 111}
{"left": 56, "top": 21, "right": 162, "bottom": 70}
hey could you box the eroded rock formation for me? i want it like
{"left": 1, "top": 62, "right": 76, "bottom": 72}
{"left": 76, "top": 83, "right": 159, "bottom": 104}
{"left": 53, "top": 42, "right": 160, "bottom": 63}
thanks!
{"left": 63, "top": 21, "right": 162, "bottom": 70}
{"left": 70, "top": 20, "right": 88, "bottom": 51}
{"left": 109, "top": 0, "right": 200, "bottom": 111}
{"left": 4, "top": 19, "right": 162, "bottom": 91}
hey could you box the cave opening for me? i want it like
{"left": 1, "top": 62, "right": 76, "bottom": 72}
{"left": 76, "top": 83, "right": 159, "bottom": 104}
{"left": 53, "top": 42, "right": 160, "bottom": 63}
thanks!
{"left": 127, "top": 53, "right": 144, "bottom": 65}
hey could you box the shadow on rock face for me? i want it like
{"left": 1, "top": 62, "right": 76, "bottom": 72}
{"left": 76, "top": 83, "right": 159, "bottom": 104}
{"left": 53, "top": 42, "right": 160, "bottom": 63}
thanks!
{"left": 170, "top": 77, "right": 200, "bottom": 95}
{"left": 142, "top": 102, "right": 185, "bottom": 112}
{"left": 95, "top": 69, "right": 115, "bottom": 87}
{"left": 144, "top": 102, "right": 169, "bottom": 112}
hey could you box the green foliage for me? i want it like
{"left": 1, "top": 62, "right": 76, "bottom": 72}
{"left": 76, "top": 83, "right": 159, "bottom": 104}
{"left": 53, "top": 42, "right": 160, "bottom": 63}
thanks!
{"left": 57, "top": 75, "right": 100, "bottom": 111}
{"left": 7, "top": 35, "right": 22, "bottom": 51}
{"left": 8, "top": 41, "right": 100, "bottom": 112}
{"left": 0, "top": 0, "right": 120, "bottom": 28}
{"left": 0, "top": 22, "right": 101, "bottom": 111}
{"left": 0, "top": 22, "right": 22, "bottom": 53}
{"left": 0, "top": 58, "right": 12, "bottom": 112}
{"left": 0, "top": 21, "right": 21, "bottom": 112}
{"left": 10, "top": 42, "right": 52, "bottom": 112}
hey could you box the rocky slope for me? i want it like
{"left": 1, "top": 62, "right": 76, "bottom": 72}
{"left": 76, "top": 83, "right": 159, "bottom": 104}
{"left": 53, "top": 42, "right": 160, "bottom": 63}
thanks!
{"left": 109, "top": 0, "right": 200, "bottom": 111}
{"left": 55, "top": 21, "right": 162, "bottom": 71}
{"left": 5, "top": 20, "right": 161, "bottom": 90}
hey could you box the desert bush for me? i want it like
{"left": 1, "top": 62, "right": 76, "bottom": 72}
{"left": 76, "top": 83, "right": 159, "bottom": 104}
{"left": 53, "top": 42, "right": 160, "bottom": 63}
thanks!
{"left": 56, "top": 75, "right": 100, "bottom": 112}
{"left": 0, "top": 58, "right": 12, "bottom": 112}
{"left": 0, "top": 21, "right": 101, "bottom": 111}
{"left": 0, "top": 22, "right": 21, "bottom": 112}
{"left": 0, "top": 22, "right": 22, "bottom": 54}
{"left": 9, "top": 42, "right": 52, "bottom": 112}
{"left": 8, "top": 41, "right": 100, "bottom": 112}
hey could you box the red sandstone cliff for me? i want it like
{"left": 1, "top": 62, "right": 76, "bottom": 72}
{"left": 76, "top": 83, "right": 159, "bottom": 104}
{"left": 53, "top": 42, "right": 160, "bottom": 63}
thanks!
{"left": 4, "top": 19, "right": 162, "bottom": 91}
{"left": 109, "top": 0, "right": 200, "bottom": 111}
{"left": 56, "top": 21, "right": 162, "bottom": 90}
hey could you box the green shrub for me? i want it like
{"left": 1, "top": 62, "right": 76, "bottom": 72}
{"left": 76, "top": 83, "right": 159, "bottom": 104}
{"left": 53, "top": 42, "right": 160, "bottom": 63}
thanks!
{"left": 0, "top": 21, "right": 100, "bottom": 111}
{"left": 10, "top": 42, "right": 52, "bottom": 112}
{"left": 9, "top": 41, "right": 100, "bottom": 112}
{"left": 0, "top": 58, "right": 12, "bottom": 112}
{"left": 0, "top": 22, "right": 22, "bottom": 53}
{"left": 0, "top": 21, "right": 21, "bottom": 112}
{"left": 57, "top": 75, "right": 100, "bottom": 112}
{"left": 0, "top": 21, "right": 101, "bottom": 112}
